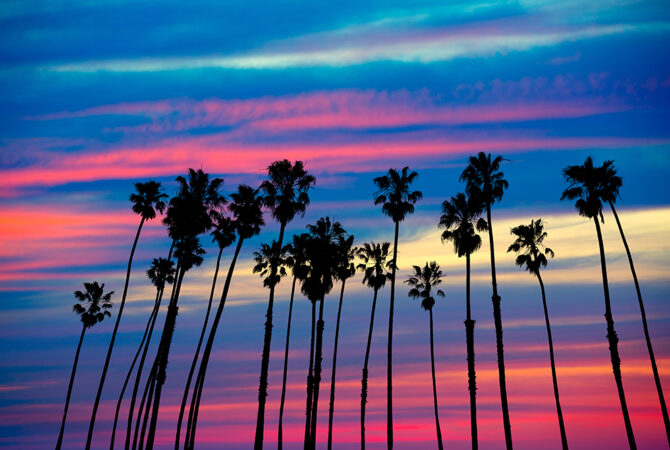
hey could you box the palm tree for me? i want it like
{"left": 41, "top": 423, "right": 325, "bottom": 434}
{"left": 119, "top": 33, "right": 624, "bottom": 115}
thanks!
{"left": 507, "top": 220, "right": 567, "bottom": 449}
{"left": 57, "top": 282, "right": 113, "bottom": 450}
{"left": 373, "top": 167, "right": 422, "bottom": 449}
{"left": 175, "top": 214, "right": 236, "bottom": 449}
{"left": 459, "top": 152, "right": 512, "bottom": 449}
{"left": 356, "top": 242, "right": 392, "bottom": 450}
{"left": 86, "top": 181, "right": 166, "bottom": 450}
{"left": 404, "top": 262, "right": 445, "bottom": 450}
{"left": 255, "top": 159, "right": 315, "bottom": 449}
{"left": 439, "top": 192, "right": 485, "bottom": 450}
{"left": 562, "top": 157, "right": 637, "bottom": 449}
{"left": 186, "top": 184, "right": 264, "bottom": 449}
{"left": 327, "top": 235, "right": 356, "bottom": 450}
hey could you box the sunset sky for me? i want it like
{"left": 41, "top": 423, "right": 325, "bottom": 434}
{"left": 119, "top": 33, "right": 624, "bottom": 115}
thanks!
{"left": 1, "top": 0, "right": 670, "bottom": 448}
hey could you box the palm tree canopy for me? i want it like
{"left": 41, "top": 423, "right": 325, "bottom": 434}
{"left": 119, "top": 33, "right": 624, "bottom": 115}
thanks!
{"left": 174, "top": 235, "right": 206, "bottom": 272}
{"left": 130, "top": 181, "right": 168, "bottom": 220}
{"left": 285, "top": 233, "right": 311, "bottom": 280}
{"left": 561, "top": 156, "right": 622, "bottom": 221}
{"left": 253, "top": 240, "right": 289, "bottom": 288}
{"left": 211, "top": 213, "right": 237, "bottom": 250}
{"left": 373, "top": 167, "right": 423, "bottom": 223}
{"left": 507, "top": 219, "right": 555, "bottom": 276}
{"left": 146, "top": 257, "right": 176, "bottom": 290}
{"left": 459, "top": 152, "right": 508, "bottom": 207}
{"left": 404, "top": 262, "right": 445, "bottom": 311}
{"left": 260, "top": 159, "right": 316, "bottom": 225}
{"left": 356, "top": 241, "right": 393, "bottom": 291}
{"left": 335, "top": 235, "right": 356, "bottom": 282}
{"left": 439, "top": 192, "right": 486, "bottom": 257}
{"left": 229, "top": 184, "right": 265, "bottom": 239}
{"left": 73, "top": 281, "right": 114, "bottom": 329}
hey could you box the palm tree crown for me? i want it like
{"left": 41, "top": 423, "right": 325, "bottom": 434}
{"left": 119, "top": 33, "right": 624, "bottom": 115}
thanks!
{"left": 285, "top": 233, "right": 311, "bottom": 281}
{"left": 507, "top": 219, "right": 555, "bottom": 276}
{"left": 253, "top": 241, "right": 289, "bottom": 288}
{"left": 459, "top": 152, "right": 508, "bottom": 207}
{"left": 211, "top": 214, "right": 237, "bottom": 250}
{"left": 130, "top": 181, "right": 168, "bottom": 221}
{"left": 373, "top": 167, "right": 422, "bottom": 223}
{"left": 174, "top": 235, "right": 206, "bottom": 272}
{"left": 356, "top": 242, "right": 392, "bottom": 291}
{"left": 146, "top": 258, "right": 176, "bottom": 291}
{"left": 439, "top": 192, "right": 486, "bottom": 257}
{"left": 561, "top": 156, "right": 621, "bottom": 221}
{"left": 335, "top": 235, "right": 356, "bottom": 282}
{"left": 405, "top": 262, "right": 445, "bottom": 311}
{"left": 73, "top": 282, "right": 114, "bottom": 329}
{"left": 260, "top": 159, "right": 316, "bottom": 225}
{"left": 229, "top": 185, "right": 265, "bottom": 239}
{"left": 301, "top": 217, "right": 348, "bottom": 302}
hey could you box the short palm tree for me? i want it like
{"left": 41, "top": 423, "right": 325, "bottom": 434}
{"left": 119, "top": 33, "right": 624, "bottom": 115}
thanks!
{"left": 507, "top": 219, "right": 567, "bottom": 450}
{"left": 404, "top": 262, "right": 445, "bottom": 450}
{"left": 373, "top": 167, "right": 422, "bottom": 449}
{"left": 57, "top": 282, "right": 113, "bottom": 450}
{"left": 562, "top": 157, "right": 637, "bottom": 449}
{"left": 439, "top": 192, "right": 485, "bottom": 450}
{"left": 255, "top": 159, "right": 315, "bottom": 449}
{"left": 356, "top": 242, "right": 392, "bottom": 449}
{"left": 86, "top": 181, "right": 166, "bottom": 450}
{"left": 460, "top": 152, "right": 512, "bottom": 449}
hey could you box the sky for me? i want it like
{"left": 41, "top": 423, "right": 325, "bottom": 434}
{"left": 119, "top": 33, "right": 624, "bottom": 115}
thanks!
{"left": 1, "top": 0, "right": 670, "bottom": 448}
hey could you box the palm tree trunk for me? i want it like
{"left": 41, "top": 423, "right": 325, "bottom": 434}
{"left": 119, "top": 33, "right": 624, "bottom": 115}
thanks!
{"left": 429, "top": 308, "right": 444, "bottom": 450}
{"left": 175, "top": 246, "right": 223, "bottom": 449}
{"left": 185, "top": 237, "right": 245, "bottom": 449}
{"left": 593, "top": 217, "right": 637, "bottom": 449}
{"left": 255, "top": 223, "right": 286, "bottom": 449}
{"left": 361, "top": 288, "right": 378, "bottom": 450}
{"left": 56, "top": 326, "right": 86, "bottom": 450}
{"left": 138, "top": 358, "right": 157, "bottom": 450}
{"left": 278, "top": 276, "right": 298, "bottom": 450}
{"left": 536, "top": 272, "right": 568, "bottom": 450}
{"left": 328, "top": 280, "right": 347, "bottom": 449}
{"left": 387, "top": 220, "right": 399, "bottom": 450}
{"left": 310, "top": 296, "right": 326, "bottom": 448}
{"left": 609, "top": 201, "right": 670, "bottom": 445}
{"left": 465, "top": 253, "right": 478, "bottom": 450}
{"left": 485, "top": 206, "right": 512, "bottom": 449}
{"left": 86, "top": 217, "right": 145, "bottom": 450}
{"left": 304, "top": 300, "right": 316, "bottom": 450}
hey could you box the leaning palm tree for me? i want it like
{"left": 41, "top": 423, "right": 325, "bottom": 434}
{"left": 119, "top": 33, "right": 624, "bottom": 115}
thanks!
{"left": 356, "top": 242, "right": 392, "bottom": 449}
{"left": 460, "top": 152, "right": 512, "bottom": 449}
{"left": 562, "top": 157, "right": 637, "bottom": 449}
{"left": 255, "top": 159, "right": 315, "bottom": 449}
{"left": 508, "top": 220, "right": 567, "bottom": 449}
{"left": 57, "top": 282, "right": 113, "bottom": 450}
{"left": 86, "top": 181, "right": 166, "bottom": 450}
{"left": 327, "top": 235, "right": 356, "bottom": 450}
{"left": 373, "top": 167, "right": 422, "bottom": 449}
{"left": 404, "top": 262, "right": 445, "bottom": 450}
{"left": 439, "top": 192, "right": 485, "bottom": 450}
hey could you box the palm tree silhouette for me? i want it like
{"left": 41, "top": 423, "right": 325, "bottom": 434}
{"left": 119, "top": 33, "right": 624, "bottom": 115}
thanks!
{"left": 373, "top": 167, "right": 422, "bottom": 449}
{"left": 507, "top": 219, "right": 568, "bottom": 450}
{"left": 460, "top": 152, "right": 513, "bottom": 449}
{"left": 439, "top": 192, "right": 485, "bottom": 450}
{"left": 404, "top": 262, "right": 446, "bottom": 450}
{"left": 186, "top": 184, "right": 264, "bottom": 449}
{"left": 255, "top": 159, "right": 315, "bottom": 449}
{"left": 356, "top": 242, "right": 392, "bottom": 449}
{"left": 327, "top": 235, "right": 356, "bottom": 450}
{"left": 562, "top": 156, "right": 637, "bottom": 449}
{"left": 57, "top": 282, "right": 113, "bottom": 450}
{"left": 86, "top": 181, "right": 166, "bottom": 450}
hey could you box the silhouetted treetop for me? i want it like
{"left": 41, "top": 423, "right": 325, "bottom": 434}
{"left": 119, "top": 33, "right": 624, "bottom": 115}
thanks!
{"left": 460, "top": 152, "right": 508, "bottom": 207}
{"left": 507, "top": 219, "right": 555, "bottom": 276}
{"left": 130, "top": 181, "right": 168, "bottom": 220}
{"left": 73, "top": 282, "right": 114, "bottom": 329}
{"left": 261, "top": 159, "right": 316, "bottom": 225}
{"left": 404, "top": 262, "right": 445, "bottom": 311}
{"left": 439, "top": 192, "right": 486, "bottom": 257}
{"left": 373, "top": 167, "right": 422, "bottom": 223}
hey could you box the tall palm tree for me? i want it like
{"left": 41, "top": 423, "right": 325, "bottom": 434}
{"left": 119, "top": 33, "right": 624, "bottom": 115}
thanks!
{"left": 57, "top": 282, "right": 114, "bottom": 450}
{"left": 507, "top": 220, "right": 567, "bottom": 450}
{"left": 439, "top": 192, "right": 485, "bottom": 450}
{"left": 373, "top": 167, "right": 422, "bottom": 449}
{"left": 86, "top": 181, "right": 166, "bottom": 450}
{"left": 598, "top": 159, "right": 670, "bottom": 445}
{"left": 255, "top": 159, "right": 315, "bottom": 449}
{"left": 356, "top": 242, "right": 392, "bottom": 450}
{"left": 404, "top": 262, "right": 446, "bottom": 450}
{"left": 562, "top": 157, "right": 637, "bottom": 449}
{"left": 186, "top": 184, "right": 264, "bottom": 449}
{"left": 175, "top": 214, "right": 236, "bottom": 449}
{"left": 327, "top": 235, "right": 356, "bottom": 450}
{"left": 459, "top": 152, "right": 512, "bottom": 449}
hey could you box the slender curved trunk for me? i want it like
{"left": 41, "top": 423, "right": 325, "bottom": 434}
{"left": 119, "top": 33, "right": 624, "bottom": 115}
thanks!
{"left": 328, "top": 280, "right": 347, "bottom": 449}
{"left": 465, "top": 253, "right": 478, "bottom": 450}
{"left": 361, "top": 288, "right": 379, "bottom": 450}
{"left": 537, "top": 273, "right": 568, "bottom": 450}
{"left": 278, "top": 276, "right": 298, "bottom": 450}
{"left": 185, "top": 237, "right": 245, "bottom": 449}
{"left": 485, "top": 206, "right": 512, "bottom": 449}
{"left": 429, "top": 309, "right": 444, "bottom": 450}
{"left": 387, "top": 220, "right": 399, "bottom": 449}
{"left": 86, "top": 217, "right": 145, "bottom": 450}
{"left": 255, "top": 223, "right": 286, "bottom": 449}
{"left": 593, "top": 218, "right": 637, "bottom": 449}
{"left": 137, "top": 360, "right": 157, "bottom": 450}
{"left": 56, "top": 326, "right": 86, "bottom": 450}
{"left": 309, "top": 296, "right": 326, "bottom": 448}
{"left": 609, "top": 201, "right": 669, "bottom": 445}
{"left": 175, "top": 246, "right": 223, "bottom": 449}
{"left": 304, "top": 300, "right": 316, "bottom": 450}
